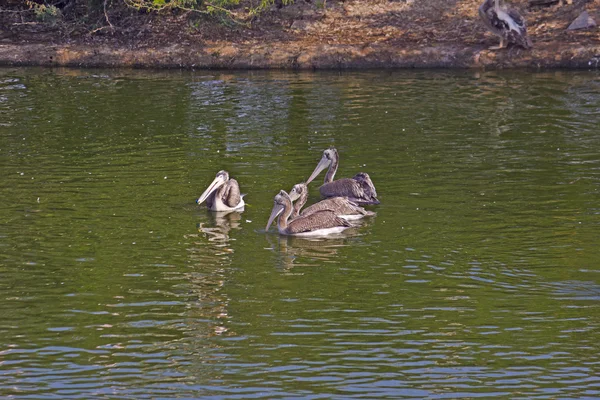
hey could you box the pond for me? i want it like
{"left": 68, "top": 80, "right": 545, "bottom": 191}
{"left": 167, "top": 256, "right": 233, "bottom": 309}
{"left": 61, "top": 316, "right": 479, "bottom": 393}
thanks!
{"left": 1, "top": 67, "right": 599, "bottom": 398}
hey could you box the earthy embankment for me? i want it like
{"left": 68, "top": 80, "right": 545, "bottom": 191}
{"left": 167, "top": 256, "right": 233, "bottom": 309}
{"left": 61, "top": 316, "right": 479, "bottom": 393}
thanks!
{"left": 1, "top": 42, "right": 600, "bottom": 69}
{"left": 0, "top": 43, "right": 600, "bottom": 69}
{"left": 1, "top": 0, "right": 599, "bottom": 70}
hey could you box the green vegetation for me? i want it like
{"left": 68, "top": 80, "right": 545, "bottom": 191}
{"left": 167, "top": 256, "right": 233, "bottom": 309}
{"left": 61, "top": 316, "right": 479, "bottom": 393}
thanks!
{"left": 1, "top": 0, "right": 284, "bottom": 29}
{"left": 30, "top": 2, "right": 63, "bottom": 24}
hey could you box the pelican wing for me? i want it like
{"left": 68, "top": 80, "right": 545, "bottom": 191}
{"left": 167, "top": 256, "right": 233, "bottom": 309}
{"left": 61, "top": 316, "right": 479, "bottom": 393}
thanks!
{"left": 301, "top": 197, "right": 368, "bottom": 217}
{"left": 287, "top": 210, "right": 351, "bottom": 234}
{"left": 319, "top": 178, "right": 365, "bottom": 200}
{"left": 505, "top": 8, "right": 532, "bottom": 48}
{"left": 321, "top": 178, "right": 380, "bottom": 205}
{"left": 492, "top": 11, "right": 510, "bottom": 34}
{"left": 354, "top": 173, "right": 378, "bottom": 199}
{"left": 491, "top": 7, "right": 531, "bottom": 49}
{"left": 507, "top": 8, "right": 526, "bottom": 30}
{"left": 479, "top": 1, "right": 502, "bottom": 36}
{"left": 221, "top": 179, "right": 242, "bottom": 208}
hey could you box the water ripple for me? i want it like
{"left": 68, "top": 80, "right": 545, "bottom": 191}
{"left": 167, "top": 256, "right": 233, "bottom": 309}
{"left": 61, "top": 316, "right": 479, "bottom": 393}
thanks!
{"left": 0, "top": 68, "right": 599, "bottom": 399}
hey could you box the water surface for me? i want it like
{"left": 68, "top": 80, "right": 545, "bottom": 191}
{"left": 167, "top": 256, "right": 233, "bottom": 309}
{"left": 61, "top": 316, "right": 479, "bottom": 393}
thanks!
{"left": 1, "top": 67, "right": 599, "bottom": 398}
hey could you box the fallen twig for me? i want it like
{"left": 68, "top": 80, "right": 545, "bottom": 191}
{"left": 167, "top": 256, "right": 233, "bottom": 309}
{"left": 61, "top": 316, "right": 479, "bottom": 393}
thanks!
{"left": 89, "top": 25, "right": 113, "bottom": 35}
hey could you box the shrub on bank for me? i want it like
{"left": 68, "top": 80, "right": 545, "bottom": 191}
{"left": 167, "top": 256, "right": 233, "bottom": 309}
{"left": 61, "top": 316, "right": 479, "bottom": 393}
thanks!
{"left": 1, "top": 0, "right": 278, "bottom": 30}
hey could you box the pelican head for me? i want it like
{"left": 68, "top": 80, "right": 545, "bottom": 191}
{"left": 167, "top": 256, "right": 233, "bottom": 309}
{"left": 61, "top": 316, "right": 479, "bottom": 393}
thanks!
{"left": 197, "top": 170, "right": 229, "bottom": 205}
{"left": 353, "top": 172, "right": 370, "bottom": 181}
{"left": 288, "top": 182, "right": 308, "bottom": 202}
{"left": 306, "top": 147, "right": 338, "bottom": 185}
{"left": 265, "top": 190, "right": 292, "bottom": 231}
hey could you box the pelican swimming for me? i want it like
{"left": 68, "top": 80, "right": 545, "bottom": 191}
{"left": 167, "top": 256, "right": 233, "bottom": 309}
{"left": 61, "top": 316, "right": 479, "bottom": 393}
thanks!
{"left": 197, "top": 170, "right": 245, "bottom": 212}
{"left": 479, "top": 0, "right": 532, "bottom": 50}
{"left": 289, "top": 182, "right": 375, "bottom": 220}
{"left": 305, "top": 147, "right": 380, "bottom": 205}
{"left": 266, "top": 190, "right": 352, "bottom": 236}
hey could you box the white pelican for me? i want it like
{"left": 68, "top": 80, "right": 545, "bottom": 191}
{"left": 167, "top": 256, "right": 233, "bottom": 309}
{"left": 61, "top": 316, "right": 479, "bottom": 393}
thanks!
{"left": 479, "top": 0, "right": 532, "bottom": 50}
{"left": 305, "top": 147, "right": 380, "bottom": 205}
{"left": 265, "top": 190, "right": 352, "bottom": 237}
{"left": 197, "top": 170, "right": 245, "bottom": 212}
{"left": 288, "top": 182, "right": 375, "bottom": 220}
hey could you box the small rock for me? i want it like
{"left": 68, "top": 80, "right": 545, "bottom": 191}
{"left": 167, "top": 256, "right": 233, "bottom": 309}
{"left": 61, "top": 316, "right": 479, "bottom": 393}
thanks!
{"left": 290, "top": 20, "right": 312, "bottom": 31}
{"left": 567, "top": 11, "right": 597, "bottom": 31}
{"left": 280, "top": 3, "right": 316, "bottom": 19}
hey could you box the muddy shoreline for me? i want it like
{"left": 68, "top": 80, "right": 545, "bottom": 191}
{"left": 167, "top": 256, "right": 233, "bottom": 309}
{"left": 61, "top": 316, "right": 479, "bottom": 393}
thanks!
{"left": 1, "top": 42, "right": 599, "bottom": 70}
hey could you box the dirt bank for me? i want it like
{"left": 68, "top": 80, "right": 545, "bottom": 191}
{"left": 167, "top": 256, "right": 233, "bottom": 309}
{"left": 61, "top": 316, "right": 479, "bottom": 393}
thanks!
{"left": 1, "top": 41, "right": 599, "bottom": 69}
{"left": 1, "top": 0, "right": 599, "bottom": 70}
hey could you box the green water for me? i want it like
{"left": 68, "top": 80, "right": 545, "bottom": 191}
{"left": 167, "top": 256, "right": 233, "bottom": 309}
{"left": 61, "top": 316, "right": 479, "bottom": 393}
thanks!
{"left": 1, "top": 67, "right": 599, "bottom": 398}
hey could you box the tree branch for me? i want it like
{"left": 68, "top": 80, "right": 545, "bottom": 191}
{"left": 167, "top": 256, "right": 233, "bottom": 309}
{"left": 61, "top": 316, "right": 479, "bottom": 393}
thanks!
{"left": 104, "top": 0, "right": 114, "bottom": 30}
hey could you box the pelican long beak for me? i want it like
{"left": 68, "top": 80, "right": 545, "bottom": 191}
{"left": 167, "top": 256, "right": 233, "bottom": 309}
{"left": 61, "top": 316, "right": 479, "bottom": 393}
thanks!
{"left": 265, "top": 203, "right": 285, "bottom": 232}
{"left": 197, "top": 175, "right": 226, "bottom": 205}
{"left": 305, "top": 155, "right": 330, "bottom": 185}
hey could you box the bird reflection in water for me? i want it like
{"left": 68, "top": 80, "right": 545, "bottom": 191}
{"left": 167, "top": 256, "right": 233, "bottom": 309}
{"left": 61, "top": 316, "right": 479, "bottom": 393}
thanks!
{"left": 265, "top": 234, "right": 346, "bottom": 270}
{"left": 265, "top": 217, "right": 373, "bottom": 270}
{"left": 197, "top": 210, "right": 243, "bottom": 245}
{"left": 183, "top": 210, "right": 244, "bottom": 338}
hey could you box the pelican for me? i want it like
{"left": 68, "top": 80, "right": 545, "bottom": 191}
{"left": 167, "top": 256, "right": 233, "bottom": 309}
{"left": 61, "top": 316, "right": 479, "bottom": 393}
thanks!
{"left": 197, "top": 170, "right": 245, "bottom": 212}
{"left": 479, "top": 0, "right": 532, "bottom": 50}
{"left": 289, "top": 182, "right": 375, "bottom": 220}
{"left": 305, "top": 147, "right": 380, "bottom": 205}
{"left": 266, "top": 190, "right": 352, "bottom": 236}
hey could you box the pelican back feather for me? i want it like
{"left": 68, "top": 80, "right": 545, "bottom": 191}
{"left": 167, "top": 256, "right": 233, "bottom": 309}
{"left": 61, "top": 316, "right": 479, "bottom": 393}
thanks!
{"left": 221, "top": 179, "right": 242, "bottom": 208}
{"left": 319, "top": 178, "right": 366, "bottom": 200}
{"left": 353, "top": 172, "right": 378, "bottom": 199}
{"left": 286, "top": 210, "right": 351, "bottom": 234}
{"left": 302, "top": 197, "right": 371, "bottom": 217}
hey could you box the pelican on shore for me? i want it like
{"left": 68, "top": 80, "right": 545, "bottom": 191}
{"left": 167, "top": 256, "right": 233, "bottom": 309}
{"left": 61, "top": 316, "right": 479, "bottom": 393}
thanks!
{"left": 197, "top": 170, "right": 245, "bottom": 212}
{"left": 479, "top": 0, "right": 532, "bottom": 50}
{"left": 266, "top": 190, "right": 352, "bottom": 236}
{"left": 289, "top": 182, "right": 375, "bottom": 220}
{"left": 305, "top": 147, "right": 380, "bottom": 205}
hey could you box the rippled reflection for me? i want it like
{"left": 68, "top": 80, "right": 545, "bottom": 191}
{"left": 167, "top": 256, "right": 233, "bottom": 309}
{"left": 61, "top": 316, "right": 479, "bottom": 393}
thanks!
{"left": 184, "top": 211, "right": 243, "bottom": 338}
{"left": 0, "top": 68, "right": 599, "bottom": 399}
{"left": 266, "top": 235, "right": 351, "bottom": 270}
{"left": 197, "top": 210, "right": 244, "bottom": 244}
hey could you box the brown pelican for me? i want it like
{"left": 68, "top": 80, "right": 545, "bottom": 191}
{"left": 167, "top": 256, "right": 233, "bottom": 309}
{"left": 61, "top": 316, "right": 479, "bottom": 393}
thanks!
{"left": 197, "top": 170, "right": 245, "bottom": 212}
{"left": 289, "top": 182, "right": 375, "bottom": 220}
{"left": 479, "top": 0, "right": 532, "bottom": 50}
{"left": 305, "top": 147, "right": 380, "bottom": 205}
{"left": 266, "top": 190, "right": 352, "bottom": 236}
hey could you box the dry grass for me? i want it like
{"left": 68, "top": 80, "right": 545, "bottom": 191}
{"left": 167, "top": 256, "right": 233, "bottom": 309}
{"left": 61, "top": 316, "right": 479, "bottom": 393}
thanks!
{"left": 1, "top": 0, "right": 598, "bottom": 48}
